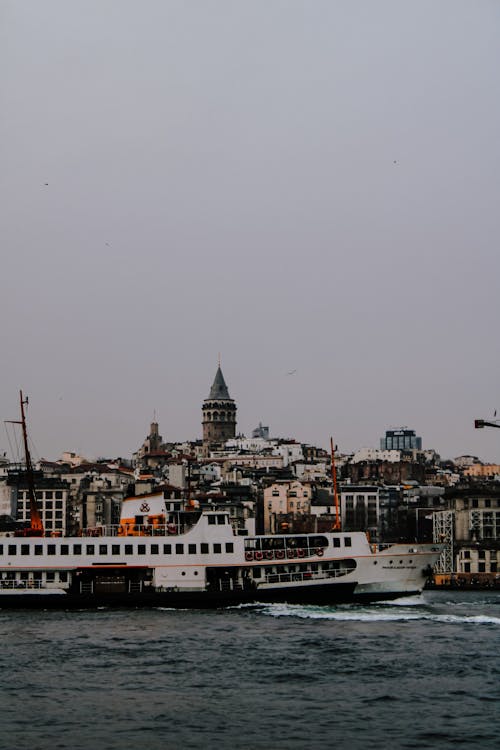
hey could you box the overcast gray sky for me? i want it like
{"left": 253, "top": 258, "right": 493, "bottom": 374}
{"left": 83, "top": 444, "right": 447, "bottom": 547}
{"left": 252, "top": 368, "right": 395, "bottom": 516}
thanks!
{"left": 1, "top": 1, "right": 499, "bottom": 463}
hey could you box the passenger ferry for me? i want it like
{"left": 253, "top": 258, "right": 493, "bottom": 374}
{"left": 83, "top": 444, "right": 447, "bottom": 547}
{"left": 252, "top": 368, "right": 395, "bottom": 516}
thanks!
{"left": 0, "top": 490, "right": 443, "bottom": 608}
{"left": 0, "top": 393, "right": 443, "bottom": 608}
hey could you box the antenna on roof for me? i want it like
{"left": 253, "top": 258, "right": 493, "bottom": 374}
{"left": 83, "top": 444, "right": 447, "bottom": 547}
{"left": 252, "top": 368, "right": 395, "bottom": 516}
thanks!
{"left": 218, "top": 352, "right": 221, "bottom": 368}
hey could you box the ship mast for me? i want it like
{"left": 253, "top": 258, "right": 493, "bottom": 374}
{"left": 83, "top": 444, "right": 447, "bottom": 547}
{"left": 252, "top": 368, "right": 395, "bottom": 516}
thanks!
{"left": 330, "top": 437, "right": 341, "bottom": 531}
{"left": 16, "top": 391, "right": 44, "bottom": 535}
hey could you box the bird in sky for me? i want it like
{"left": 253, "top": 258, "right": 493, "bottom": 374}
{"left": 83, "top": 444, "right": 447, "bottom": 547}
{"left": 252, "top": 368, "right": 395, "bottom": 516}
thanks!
{"left": 286, "top": 369, "right": 297, "bottom": 376}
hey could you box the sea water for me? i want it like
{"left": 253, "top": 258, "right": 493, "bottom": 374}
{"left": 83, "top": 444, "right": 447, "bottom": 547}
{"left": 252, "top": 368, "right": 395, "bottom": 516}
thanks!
{"left": 0, "top": 591, "right": 498, "bottom": 750}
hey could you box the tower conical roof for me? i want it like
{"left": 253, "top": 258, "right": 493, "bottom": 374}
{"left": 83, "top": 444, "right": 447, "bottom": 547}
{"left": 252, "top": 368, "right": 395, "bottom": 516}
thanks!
{"left": 207, "top": 366, "right": 231, "bottom": 400}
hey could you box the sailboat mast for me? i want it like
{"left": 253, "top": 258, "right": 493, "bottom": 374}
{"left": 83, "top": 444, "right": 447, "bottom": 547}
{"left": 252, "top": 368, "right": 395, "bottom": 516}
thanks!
{"left": 19, "top": 391, "right": 44, "bottom": 534}
{"left": 330, "top": 437, "right": 341, "bottom": 531}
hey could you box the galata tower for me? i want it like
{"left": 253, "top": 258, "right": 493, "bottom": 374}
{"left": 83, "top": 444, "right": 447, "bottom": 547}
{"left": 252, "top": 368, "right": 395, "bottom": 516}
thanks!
{"left": 202, "top": 366, "right": 237, "bottom": 448}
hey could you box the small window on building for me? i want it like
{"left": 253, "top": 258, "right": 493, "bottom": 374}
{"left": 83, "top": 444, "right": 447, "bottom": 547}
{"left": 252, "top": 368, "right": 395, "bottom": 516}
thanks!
{"left": 344, "top": 537, "right": 352, "bottom": 547}
{"left": 59, "top": 572, "right": 68, "bottom": 583}
{"left": 125, "top": 544, "right": 133, "bottom": 555}
{"left": 213, "top": 544, "right": 222, "bottom": 553}
{"left": 60, "top": 545, "right": 69, "bottom": 555}
{"left": 463, "top": 562, "right": 470, "bottom": 573}
{"left": 225, "top": 543, "right": 234, "bottom": 553}
{"left": 333, "top": 538, "right": 341, "bottom": 548}
{"left": 73, "top": 544, "right": 82, "bottom": 555}
{"left": 48, "top": 544, "right": 56, "bottom": 556}
{"left": 208, "top": 516, "right": 216, "bottom": 525}
{"left": 35, "top": 545, "right": 43, "bottom": 556}
{"left": 151, "top": 544, "right": 159, "bottom": 555}
{"left": 86, "top": 545, "right": 95, "bottom": 555}
{"left": 8, "top": 545, "right": 17, "bottom": 556}
{"left": 217, "top": 515, "right": 226, "bottom": 525}
{"left": 175, "top": 544, "right": 184, "bottom": 554}
{"left": 21, "top": 544, "right": 30, "bottom": 555}
{"left": 138, "top": 545, "right": 146, "bottom": 555}
{"left": 188, "top": 544, "right": 196, "bottom": 554}
{"left": 46, "top": 571, "right": 55, "bottom": 582}
{"left": 478, "top": 563, "right": 486, "bottom": 573}
{"left": 112, "top": 545, "right": 120, "bottom": 555}
{"left": 163, "top": 544, "right": 171, "bottom": 555}
{"left": 99, "top": 545, "right": 108, "bottom": 555}
{"left": 201, "top": 543, "right": 209, "bottom": 554}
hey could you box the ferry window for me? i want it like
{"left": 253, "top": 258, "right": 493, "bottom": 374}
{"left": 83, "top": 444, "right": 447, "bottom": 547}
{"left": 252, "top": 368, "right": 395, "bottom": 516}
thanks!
{"left": 48, "top": 545, "right": 56, "bottom": 555}
{"left": 55, "top": 521, "right": 63, "bottom": 529}
{"left": 46, "top": 571, "right": 55, "bottom": 581}
{"left": 138, "top": 545, "right": 146, "bottom": 555}
{"left": 344, "top": 537, "right": 352, "bottom": 547}
{"left": 0, "top": 545, "right": 3, "bottom": 555}
{"left": 86, "top": 545, "right": 95, "bottom": 555}
{"left": 8, "top": 545, "right": 16, "bottom": 556}
{"left": 163, "top": 544, "right": 171, "bottom": 554}
{"left": 225, "top": 543, "right": 234, "bottom": 553}
{"left": 151, "top": 544, "right": 159, "bottom": 555}
{"left": 45, "top": 491, "right": 53, "bottom": 500}
{"left": 99, "top": 545, "right": 108, "bottom": 555}
{"left": 55, "top": 492, "right": 63, "bottom": 500}
{"left": 73, "top": 544, "right": 82, "bottom": 555}
{"left": 61, "top": 545, "right": 69, "bottom": 555}
{"left": 21, "top": 545, "right": 30, "bottom": 555}
{"left": 125, "top": 544, "right": 133, "bottom": 555}
{"left": 213, "top": 544, "right": 222, "bottom": 554}
{"left": 55, "top": 501, "right": 63, "bottom": 509}
{"left": 112, "top": 545, "right": 121, "bottom": 555}
{"left": 200, "top": 543, "right": 209, "bottom": 554}
{"left": 175, "top": 544, "right": 184, "bottom": 554}
{"left": 45, "top": 501, "right": 53, "bottom": 509}
{"left": 208, "top": 516, "right": 216, "bottom": 525}
{"left": 34, "top": 571, "right": 42, "bottom": 581}
{"left": 59, "top": 572, "right": 68, "bottom": 582}
{"left": 253, "top": 567, "right": 262, "bottom": 578}
{"left": 188, "top": 544, "right": 196, "bottom": 554}
{"left": 217, "top": 515, "right": 225, "bottom": 525}
{"left": 55, "top": 511, "right": 63, "bottom": 518}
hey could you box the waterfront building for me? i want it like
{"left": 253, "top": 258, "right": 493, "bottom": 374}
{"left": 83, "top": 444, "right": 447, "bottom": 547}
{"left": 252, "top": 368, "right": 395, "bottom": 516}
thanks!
{"left": 263, "top": 480, "right": 312, "bottom": 534}
{"left": 434, "top": 486, "right": 500, "bottom": 583}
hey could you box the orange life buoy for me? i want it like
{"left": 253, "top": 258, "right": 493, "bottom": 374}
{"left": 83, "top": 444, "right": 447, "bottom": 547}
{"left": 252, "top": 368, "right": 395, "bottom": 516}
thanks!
{"left": 254, "top": 551, "right": 263, "bottom": 561}
{"left": 276, "top": 550, "right": 285, "bottom": 560}
{"left": 265, "top": 550, "right": 274, "bottom": 560}
{"left": 245, "top": 551, "right": 253, "bottom": 561}
{"left": 316, "top": 548, "right": 324, "bottom": 557}
{"left": 297, "top": 548, "right": 305, "bottom": 558}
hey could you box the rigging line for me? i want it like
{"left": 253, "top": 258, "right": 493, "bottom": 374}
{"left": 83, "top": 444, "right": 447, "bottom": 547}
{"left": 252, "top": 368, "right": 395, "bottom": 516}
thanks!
{"left": 4, "top": 422, "right": 19, "bottom": 464}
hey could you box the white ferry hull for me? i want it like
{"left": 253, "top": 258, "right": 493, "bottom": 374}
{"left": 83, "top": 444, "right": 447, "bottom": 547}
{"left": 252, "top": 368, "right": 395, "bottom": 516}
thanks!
{"left": 0, "top": 508, "right": 443, "bottom": 609}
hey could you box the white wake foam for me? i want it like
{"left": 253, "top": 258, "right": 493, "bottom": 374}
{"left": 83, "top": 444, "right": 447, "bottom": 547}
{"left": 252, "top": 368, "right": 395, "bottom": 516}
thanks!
{"left": 258, "top": 603, "right": 500, "bottom": 625}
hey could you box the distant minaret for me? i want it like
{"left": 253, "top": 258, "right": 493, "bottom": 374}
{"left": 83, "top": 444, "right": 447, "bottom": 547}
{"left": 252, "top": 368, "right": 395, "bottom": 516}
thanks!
{"left": 202, "top": 365, "right": 237, "bottom": 448}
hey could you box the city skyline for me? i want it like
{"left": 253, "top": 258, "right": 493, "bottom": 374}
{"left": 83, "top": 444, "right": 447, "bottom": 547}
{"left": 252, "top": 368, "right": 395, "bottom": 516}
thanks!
{"left": 1, "top": 1, "right": 499, "bottom": 462}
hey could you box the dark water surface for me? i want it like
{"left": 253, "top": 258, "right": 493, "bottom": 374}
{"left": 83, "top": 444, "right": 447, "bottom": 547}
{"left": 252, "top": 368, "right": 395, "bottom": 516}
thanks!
{"left": 1, "top": 591, "right": 499, "bottom": 750}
